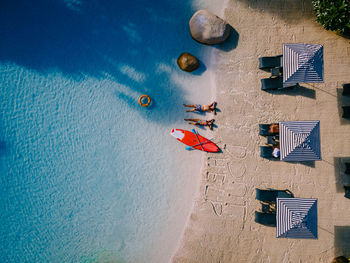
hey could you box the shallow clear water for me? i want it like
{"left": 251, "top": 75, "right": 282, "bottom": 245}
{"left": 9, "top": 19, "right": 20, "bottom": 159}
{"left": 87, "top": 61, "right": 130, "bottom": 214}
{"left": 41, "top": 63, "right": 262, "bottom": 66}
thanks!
{"left": 0, "top": 1, "right": 217, "bottom": 263}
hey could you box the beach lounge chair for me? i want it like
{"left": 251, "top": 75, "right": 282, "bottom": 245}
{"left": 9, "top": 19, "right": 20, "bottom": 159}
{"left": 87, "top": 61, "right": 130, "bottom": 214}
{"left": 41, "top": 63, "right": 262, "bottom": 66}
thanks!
{"left": 260, "top": 146, "right": 273, "bottom": 158}
{"left": 261, "top": 77, "right": 283, "bottom": 91}
{"left": 259, "top": 123, "right": 279, "bottom": 136}
{"left": 259, "top": 124, "right": 275, "bottom": 136}
{"left": 256, "top": 188, "right": 294, "bottom": 203}
{"left": 267, "top": 136, "right": 276, "bottom": 145}
{"left": 343, "top": 83, "right": 350, "bottom": 96}
{"left": 258, "top": 55, "right": 282, "bottom": 71}
{"left": 345, "top": 163, "right": 350, "bottom": 175}
{"left": 345, "top": 186, "right": 350, "bottom": 199}
{"left": 342, "top": 106, "right": 350, "bottom": 118}
{"left": 254, "top": 211, "right": 276, "bottom": 227}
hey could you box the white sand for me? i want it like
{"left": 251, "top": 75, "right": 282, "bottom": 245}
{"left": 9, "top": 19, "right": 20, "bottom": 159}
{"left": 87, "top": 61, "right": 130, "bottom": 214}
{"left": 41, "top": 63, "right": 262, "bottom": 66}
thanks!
{"left": 172, "top": 0, "right": 350, "bottom": 262}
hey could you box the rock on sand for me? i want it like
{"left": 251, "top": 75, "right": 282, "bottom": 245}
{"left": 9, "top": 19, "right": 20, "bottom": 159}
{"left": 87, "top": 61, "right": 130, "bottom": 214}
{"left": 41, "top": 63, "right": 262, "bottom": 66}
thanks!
{"left": 189, "top": 10, "right": 230, "bottom": 45}
{"left": 177, "top": 53, "right": 200, "bottom": 72}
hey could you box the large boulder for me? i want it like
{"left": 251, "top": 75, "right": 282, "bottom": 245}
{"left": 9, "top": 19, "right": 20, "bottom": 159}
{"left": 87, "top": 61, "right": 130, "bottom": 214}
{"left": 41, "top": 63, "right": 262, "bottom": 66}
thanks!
{"left": 189, "top": 10, "right": 230, "bottom": 45}
{"left": 177, "top": 53, "right": 200, "bottom": 72}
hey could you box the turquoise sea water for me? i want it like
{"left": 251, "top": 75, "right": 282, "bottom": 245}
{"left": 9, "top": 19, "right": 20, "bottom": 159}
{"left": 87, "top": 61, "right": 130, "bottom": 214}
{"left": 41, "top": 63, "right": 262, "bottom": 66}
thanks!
{"left": 0, "top": 1, "right": 216, "bottom": 262}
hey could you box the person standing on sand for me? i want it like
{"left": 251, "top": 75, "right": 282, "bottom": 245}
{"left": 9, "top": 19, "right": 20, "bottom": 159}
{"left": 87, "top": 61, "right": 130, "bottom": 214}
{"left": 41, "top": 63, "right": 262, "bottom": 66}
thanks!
{"left": 183, "top": 101, "right": 216, "bottom": 114}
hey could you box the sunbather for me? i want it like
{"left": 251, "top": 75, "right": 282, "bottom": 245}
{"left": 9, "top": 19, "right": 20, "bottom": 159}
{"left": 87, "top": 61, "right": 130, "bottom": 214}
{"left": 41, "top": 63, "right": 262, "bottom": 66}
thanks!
{"left": 183, "top": 101, "right": 216, "bottom": 114}
{"left": 269, "top": 123, "right": 279, "bottom": 133}
{"left": 272, "top": 141, "right": 280, "bottom": 158}
{"left": 272, "top": 147, "right": 280, "bottom": 158}
{"left": 184, "top": 119, "right": 214, "bottom": 129}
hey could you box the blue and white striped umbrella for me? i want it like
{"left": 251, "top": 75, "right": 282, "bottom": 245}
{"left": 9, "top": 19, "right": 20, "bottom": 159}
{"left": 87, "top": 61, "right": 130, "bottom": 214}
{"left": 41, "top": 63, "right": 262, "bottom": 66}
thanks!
{"left": 279, "top": 121, "right": 321, "bottom": 161}
{"left": 277, "top": 198, "right": 317, "bottom": 239}
{"left": 283, "top": 43, "right": 324, "bottom": 83}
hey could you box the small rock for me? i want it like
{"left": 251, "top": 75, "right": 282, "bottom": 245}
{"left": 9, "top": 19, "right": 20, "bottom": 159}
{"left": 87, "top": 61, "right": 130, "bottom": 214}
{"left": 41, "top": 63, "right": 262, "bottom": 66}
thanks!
{"left": 177, "top": 53, "right": 200, "bottom": 72}
{"left": 189, "top": 10, "right": 230, "bottom": 45}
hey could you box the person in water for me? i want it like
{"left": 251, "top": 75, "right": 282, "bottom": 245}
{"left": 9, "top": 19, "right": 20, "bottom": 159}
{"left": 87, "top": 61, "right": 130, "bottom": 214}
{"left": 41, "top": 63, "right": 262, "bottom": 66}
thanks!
{"left": 184, "top": 119, "right": 214, "bottom": 129}
{"left": 183, "top": 101, "right": 216, "bottom": 114}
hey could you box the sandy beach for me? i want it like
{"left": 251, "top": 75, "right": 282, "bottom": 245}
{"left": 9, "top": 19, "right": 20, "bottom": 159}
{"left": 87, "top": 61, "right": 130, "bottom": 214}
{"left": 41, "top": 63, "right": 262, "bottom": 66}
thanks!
{"left": 172, "top": 0, "right": 350, "bottom": 262}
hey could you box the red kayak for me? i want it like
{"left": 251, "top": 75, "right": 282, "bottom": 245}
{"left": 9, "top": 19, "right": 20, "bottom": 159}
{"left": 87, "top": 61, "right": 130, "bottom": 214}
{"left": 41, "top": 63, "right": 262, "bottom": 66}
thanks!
{"left": 170, "top": 128, "right": 220, "bottom": 152}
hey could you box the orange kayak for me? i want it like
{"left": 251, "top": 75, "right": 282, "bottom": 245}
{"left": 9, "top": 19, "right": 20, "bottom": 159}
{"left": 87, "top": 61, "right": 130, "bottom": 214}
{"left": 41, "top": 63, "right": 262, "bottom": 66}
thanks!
{"left": 170, "top": 128, "right": 220, "bottom": 152}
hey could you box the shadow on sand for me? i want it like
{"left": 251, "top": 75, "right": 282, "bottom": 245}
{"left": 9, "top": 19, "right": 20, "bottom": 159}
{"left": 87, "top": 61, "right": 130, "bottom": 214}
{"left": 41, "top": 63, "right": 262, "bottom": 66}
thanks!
{"left": 234, "top": 0, "right": 315, "bottom": 23}
{"left": 264, "top": 85, "right": 316, "bottom": 99}
{"left": 333, "top": 157, "right": 350, "bottom": 193}
{"left": 215, "top": 26, "right": 239, "bottom": 52}
{"left": 291, "top": 160, "right": 315, "bottom": 168}
{"left": 336, "top": 88, "right": 350, "bottom": 125}
{"left": 334, "top": 226, "right": 350, "bottom": 257}
{"left": 282, "top": 160, "right": 315, "bottom": 167}
{"left": 191, "top": 58, "right": 207, "bottom": 76}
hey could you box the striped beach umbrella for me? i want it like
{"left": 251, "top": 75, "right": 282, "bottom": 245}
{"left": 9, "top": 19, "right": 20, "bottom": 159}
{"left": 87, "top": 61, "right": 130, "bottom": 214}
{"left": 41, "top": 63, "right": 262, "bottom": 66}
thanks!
{"left": 277, "top": 198, "right": 317, "bottom": 239}
{"left": 283, "top": 43, "right": 324, "bottom": 84}
{"left": 279, "top": 121, "right": 321, "bottom": 161}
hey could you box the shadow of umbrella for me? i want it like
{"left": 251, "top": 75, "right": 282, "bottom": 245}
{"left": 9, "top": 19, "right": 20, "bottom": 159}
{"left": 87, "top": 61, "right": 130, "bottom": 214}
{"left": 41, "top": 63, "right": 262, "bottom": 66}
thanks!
{"left": 264, "top": 85, "right": 316, "bottom": 99}
{"left": 234, "top": 0, "right": 315, "bottom": 23}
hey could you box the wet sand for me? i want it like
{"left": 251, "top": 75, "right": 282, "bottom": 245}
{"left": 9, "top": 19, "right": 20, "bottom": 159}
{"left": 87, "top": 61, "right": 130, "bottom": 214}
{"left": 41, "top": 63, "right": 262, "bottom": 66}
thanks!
{"left": 172, "top": 0, "right": 350, "bottom": 262}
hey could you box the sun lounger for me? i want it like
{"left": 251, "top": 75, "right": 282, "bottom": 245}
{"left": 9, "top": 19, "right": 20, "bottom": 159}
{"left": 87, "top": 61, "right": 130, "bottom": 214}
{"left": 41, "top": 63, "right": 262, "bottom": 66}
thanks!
{"left": 254, "top": 211, "right": 276, "bottom": 227}
{"left": 259, "top": 124, "right": 277, "bottom": 136}
{"left": 258, "top": 55, "right": 282, "bottom": 71}
{"left": 260, "top": 146, "right": 274, "bottom": 158}
{"left": 342, "top": 106, "right": 350, "bottom": 118}
{"left": 261, "top": 77, "right": 283, "bottom": 90}
{"left": 343, "top": 83, "right": 350, "bottom": 96}
{"left": 267, "top": 136, "right": 276, "bottom": 145}
{"left": 345, "top": 163, "right": 350, "bottom": 175}
{"left": 256, "top": 188, "right": 294, "bottom": 203}
{"left": 345, "top": 186, "right": 350, "bottom": 199}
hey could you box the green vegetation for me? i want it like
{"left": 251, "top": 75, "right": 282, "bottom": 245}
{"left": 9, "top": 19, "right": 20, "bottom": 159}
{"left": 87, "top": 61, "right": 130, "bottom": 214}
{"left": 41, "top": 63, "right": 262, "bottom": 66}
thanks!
{"left": 312, "top": 0, "right": 350, "bottom": 36}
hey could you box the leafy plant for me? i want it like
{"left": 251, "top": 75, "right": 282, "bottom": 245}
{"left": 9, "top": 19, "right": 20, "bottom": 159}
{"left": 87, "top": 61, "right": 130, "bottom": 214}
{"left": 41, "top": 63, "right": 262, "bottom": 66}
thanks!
{"left": 312, "top": 0, "right": 350, "bottom": 36}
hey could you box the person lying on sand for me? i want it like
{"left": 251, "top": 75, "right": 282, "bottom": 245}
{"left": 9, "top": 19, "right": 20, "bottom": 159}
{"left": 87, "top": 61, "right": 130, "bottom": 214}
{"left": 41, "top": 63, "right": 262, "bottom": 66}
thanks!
{"left": 184, "top": 119, "right": 214, "bottom": 130}
{"left": 183, "top": 101, "right": 216, "bottom": 114}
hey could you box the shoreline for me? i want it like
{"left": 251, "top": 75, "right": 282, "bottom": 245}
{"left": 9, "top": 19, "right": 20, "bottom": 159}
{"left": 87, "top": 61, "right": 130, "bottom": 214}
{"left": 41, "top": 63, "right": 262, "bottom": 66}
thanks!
{"left": 169, "top": 1, "right": 229, "bottom": 262}
{"left": 168, "top": 38, "right": 219, "bottom": 263}
{"left": 149, "top": 1, "right": 228, "bottom": 261}
{"left": 171, "top": 0, "right": 350, "bottom": 262}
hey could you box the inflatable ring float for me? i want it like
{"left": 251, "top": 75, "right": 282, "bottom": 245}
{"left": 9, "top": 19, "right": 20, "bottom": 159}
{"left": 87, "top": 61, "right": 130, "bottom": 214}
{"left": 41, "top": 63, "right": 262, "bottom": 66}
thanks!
{"left": 138, "top": 95, "right": 151, "bottom": 107}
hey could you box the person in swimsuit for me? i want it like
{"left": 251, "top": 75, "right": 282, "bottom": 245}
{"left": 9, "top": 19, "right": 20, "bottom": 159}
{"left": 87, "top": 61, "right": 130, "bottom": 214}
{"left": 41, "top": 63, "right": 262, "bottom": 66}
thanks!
{"left": 183, "top": 101, "right": 216, "bottom": 114}
{"left": 184, "top": 119, "right": 214, "bottom": 130}
{"left": 272, "top": 139, "right": 280, "bottom": 158}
